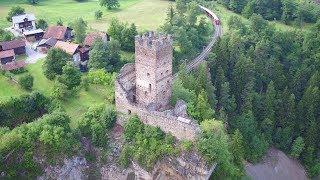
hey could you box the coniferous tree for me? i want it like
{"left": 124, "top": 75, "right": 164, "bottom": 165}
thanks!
{"left": 231, "top": 129, "right": 245, "bottom": 174}
{"left": 195, "top": 89, "right": 214, "bottom": 122}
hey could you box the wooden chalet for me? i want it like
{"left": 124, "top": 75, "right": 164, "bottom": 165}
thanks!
{"left": 37, "top": 37, "right": 58, "bottom": 53}
{"left": 43, "top": 26, "right": 73, "bottom": 41}
{"left": 54, "top": 41, "right": 80, "bottom": 63}
{"left": 24, "top": 29, "right": 44, "bottom": 42}
{"left": 0, "top": 50, "right": 15, "bottom": 64}
{"left": 0, "top": 39, "right": 26, "bottom": 55}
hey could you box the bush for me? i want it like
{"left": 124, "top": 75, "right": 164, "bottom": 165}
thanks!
{"left": 74, "top": 105, "right": 116, "bottom": 147}
{"left": 6, "top": 6, "right": 25, "bottom": 22}
{"left": 95, "top": 10, "right": 103, "bottom": 20}
{"left": 0, "top": 29, "right": 13, "bottom": 41}
{"left": 51, "top": 81, "right": 69, "bottom": 100}
{"left": 11, "top": 67, "right": 27, "bottom": 74}
{"left": 36, "top": 19, "right": 48, "bottom": 30}
{"left": 18, "top": 73, "right": 34, "bottom": 90}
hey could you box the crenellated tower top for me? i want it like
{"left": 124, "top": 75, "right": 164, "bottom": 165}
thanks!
{"left": 135, "top": 31, "right": 173, "bottom": 51}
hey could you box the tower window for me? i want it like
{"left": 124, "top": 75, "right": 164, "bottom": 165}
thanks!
{"left": 149, "top": 84, "right": 152, "bottom": 92}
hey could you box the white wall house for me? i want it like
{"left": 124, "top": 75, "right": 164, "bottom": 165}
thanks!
{"left": 12, "top": 14, "right": 36, "bottom": 32}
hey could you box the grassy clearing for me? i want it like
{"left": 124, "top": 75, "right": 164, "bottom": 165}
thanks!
{"left": 0, "top": 0, "right": 171, "bottom": 31}
{"left": 0, "top": 75, "right": 26, "bottom": 101}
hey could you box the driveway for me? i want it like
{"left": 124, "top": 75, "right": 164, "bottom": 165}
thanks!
{"left": 25, "top": 41, "right": 46, "bottom": 64}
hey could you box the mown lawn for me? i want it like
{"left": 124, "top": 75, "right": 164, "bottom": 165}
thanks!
{"left": 0, "top": 75, "right": 26, "bottom": 101}
{"left": 0, "top": 0, "right": 172, "bottom": 31}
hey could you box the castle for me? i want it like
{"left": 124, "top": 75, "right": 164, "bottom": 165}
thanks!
{"left": 115, "top": 32, "right": 200, "bottom": 141}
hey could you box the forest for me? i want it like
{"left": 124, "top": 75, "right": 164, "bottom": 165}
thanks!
{"left": 0, "top": 0, "right": 319, "bottom": 178}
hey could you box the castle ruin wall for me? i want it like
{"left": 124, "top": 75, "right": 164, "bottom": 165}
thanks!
{"left": 115, "top": 65, "right": 200, "bottom": 141}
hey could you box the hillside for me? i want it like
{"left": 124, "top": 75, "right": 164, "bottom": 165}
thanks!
{"left": 0, "top": 0, "right": 171, "bottom": 31}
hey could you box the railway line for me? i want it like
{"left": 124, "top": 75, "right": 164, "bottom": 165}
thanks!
{"left": 174, "top": 5, "right": 222, "bottom": 78}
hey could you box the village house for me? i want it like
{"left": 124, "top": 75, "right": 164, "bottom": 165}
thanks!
{"left": 37, "top": 26, "right": 73, "bottom": 52}
{"left": 37, "top": 37, "right": 58, "bottom": 53}
{"left": 79, "top": 47, "right": 89, "bottom": 72}
{"left": 83, "top": 32, "right": 109, "bottom": 47}
{"left": 12, "top": 14, "right": 36, "bottom": 32}
{"left": 0, "top": 39, "right": 26, "bottom": 55}
{"left": 0, "top": 50, "right": 15, "bottom": 64}
{"left": 23, "top": 29, "right": 44, "bottom": 42}
{"left": 78, "top": 32, "right": 109, "bottom": 72}
{"left": 54, "top": 41, "right": 80, "bottom": 64}
{"left": 43, "top": 26, "right": 73, "bottom": 41}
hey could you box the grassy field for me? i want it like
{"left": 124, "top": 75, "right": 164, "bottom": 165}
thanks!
{"left": 0, "top": 0, "right": 172, "bottom": 31}
{"left": 0, "top": 75, "right": 26, "bottom": 101}
{"left": 0, "top": 60, "right": 113, "bottom": 122}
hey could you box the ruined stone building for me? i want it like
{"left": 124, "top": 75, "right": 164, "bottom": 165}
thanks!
{"left": 115, "top": 32, "right": 200, "bottom": 141}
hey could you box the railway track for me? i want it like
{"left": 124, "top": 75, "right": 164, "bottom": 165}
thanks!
{"left": 174, "top": 5, "right": 222, "bottom": 78}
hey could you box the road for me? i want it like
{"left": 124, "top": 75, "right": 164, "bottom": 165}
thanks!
{"left": 174, "top": 5, "right": 222, "bottom": 79}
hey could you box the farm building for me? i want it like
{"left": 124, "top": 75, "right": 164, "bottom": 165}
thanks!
{"left": 79, "top": 47, "right": 90, "bottom": 72}
{"left": 1, "top": 61, "right": 26, "bottom": 71}
{"left": 54, "top": 41, "right": 80, "bottom": 63}
{"left": 43, "top": 26, "right": 73, "bottom": 41}
{"left": 37, "top": 37, "right": 58, "bottom": 53}
{"left": 84, "top": 32, "right": 109, "bottom": 47}
{"left": 0, "top": 39, "right": 26, "bottom": 55}
{"left": 24, "top": 29, "right": 44, "bottom": 42}
{"left": 0, "top": 50, "right": 15, "bottom": 64}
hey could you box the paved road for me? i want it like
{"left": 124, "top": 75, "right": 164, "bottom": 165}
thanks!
{"left": 174, "top": 5, "right": 222, "bottom": 78}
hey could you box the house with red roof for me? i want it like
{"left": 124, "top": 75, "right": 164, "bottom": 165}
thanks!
{"left": 83, "top": 32, "right": 109, "bottom": 47}
{"left": 43, "top": 26, "right": 73, "bottom": 41}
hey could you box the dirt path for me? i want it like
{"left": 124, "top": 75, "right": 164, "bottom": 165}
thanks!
{"left": 245, "top": 148, "right": 308, "bottom": 180}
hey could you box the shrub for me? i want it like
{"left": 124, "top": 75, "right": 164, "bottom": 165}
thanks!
{"left": 18, "top": 73, "right": 34, "bottom": 90}
{"left": 74, "top": 105, "right": 116, "bottom": 147}
{"left": 95, "top": 10, "right": 103, "bottom": 20}
{"left": 51, "top": 81, "right": 69, "bottom": 100}
{"left": 0, "top": 111, "right": 77, "bottom": 179}
{"left": 36, "top": 19, "right": 48, "bottom": 30}
{"left": 6, "top": 6, "right": 25, "bottom": 22}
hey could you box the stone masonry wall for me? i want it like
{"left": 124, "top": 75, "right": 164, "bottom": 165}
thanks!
{"left": 115, "top": 65, "right": 200, "bottom": 141}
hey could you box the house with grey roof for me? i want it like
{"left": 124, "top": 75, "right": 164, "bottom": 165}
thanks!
{"left": 12, "top": 14, "right": 36, "bottom": 32}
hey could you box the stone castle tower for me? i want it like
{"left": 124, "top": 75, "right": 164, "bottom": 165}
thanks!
{"left": 134, "top": 32, "right": 173, "bottom": 109}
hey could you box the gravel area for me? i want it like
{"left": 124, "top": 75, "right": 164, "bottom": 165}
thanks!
{"left": 245, "top": 148, "right": 308, "bottom": 180}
